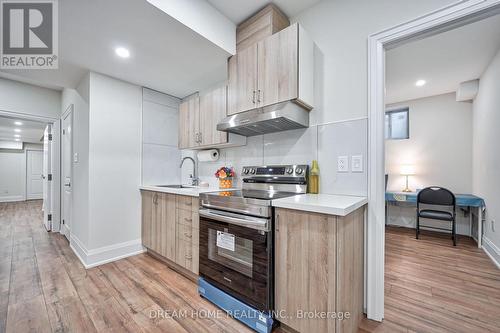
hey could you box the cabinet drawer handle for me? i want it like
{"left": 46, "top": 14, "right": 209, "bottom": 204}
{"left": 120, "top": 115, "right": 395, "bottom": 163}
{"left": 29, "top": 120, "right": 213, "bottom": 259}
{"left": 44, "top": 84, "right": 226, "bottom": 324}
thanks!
{"left": 183, "top": 232, "right": 192, "bottom": 238}
{"left": 185, "top": 254, "right": 192, "bottom": 260}
{"left": 184, "top": 217, "right": 192, "bottom": 222}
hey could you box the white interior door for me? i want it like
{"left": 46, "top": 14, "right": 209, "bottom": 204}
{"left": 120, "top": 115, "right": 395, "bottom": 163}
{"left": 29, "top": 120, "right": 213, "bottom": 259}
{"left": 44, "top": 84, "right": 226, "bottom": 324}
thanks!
{"left": 61, "top": 109, "right": 73, "bottom": 240}
{"left": 42, "top": 125, "right": 53, "bottom": 231}
{"left": 26, "top": 150, "right": 44, "bottom": 200}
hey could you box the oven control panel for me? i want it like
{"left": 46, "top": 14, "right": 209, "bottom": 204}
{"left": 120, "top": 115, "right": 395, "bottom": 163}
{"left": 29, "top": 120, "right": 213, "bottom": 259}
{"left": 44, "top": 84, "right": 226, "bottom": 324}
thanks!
{"left": 241, "top": 165, "right": 309, "bottom": 178}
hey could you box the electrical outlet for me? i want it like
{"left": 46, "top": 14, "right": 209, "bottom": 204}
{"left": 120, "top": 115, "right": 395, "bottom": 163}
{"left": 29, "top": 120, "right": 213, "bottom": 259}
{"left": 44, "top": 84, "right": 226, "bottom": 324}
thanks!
{"left": 492, "top": 220, "right": 495, "bottom": 232}
{"left": 338, "top": 156, "right": 349, "bottom": 172}
{"left": 352, "top": 155, "right": 363, "bottom": 172}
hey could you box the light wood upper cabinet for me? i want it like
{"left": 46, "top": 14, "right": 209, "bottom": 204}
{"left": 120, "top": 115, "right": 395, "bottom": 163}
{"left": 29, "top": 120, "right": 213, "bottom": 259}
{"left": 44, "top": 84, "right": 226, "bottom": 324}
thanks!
{"left": 179, "top": 86, "right": 246, "bottom": 149}
{"left": 199, "top": 85, "right": 227, "bottom": 146}
{"left": 257, "top": 23, "right": 298, "bottom": 107}
{"left": 227, "top": 44, "right": 258, "bottom": 115}
{"left": 227, "top": 23, "right": 314, "bottom": 116}
{"left": 178, "top": 94, "right": 199, "bottom": 149}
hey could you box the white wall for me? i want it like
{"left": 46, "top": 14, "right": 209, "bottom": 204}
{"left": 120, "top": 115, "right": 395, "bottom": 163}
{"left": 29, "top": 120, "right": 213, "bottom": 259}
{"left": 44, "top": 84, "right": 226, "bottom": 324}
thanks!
{"left": 0, "top": 143, "right": 44, "bottom": 202}
{"left": 87, "top": 72, "right": 143, "bottom": 253}
{"left": 142, "top": 88, "right": 182, "bottom": 186}
{"left": 473, "top": 49, "right": 500, "bottom": 264}
{"left": 384, "top": 93, "right": 473, "bottom": 234}
{"left": 386, "top": 93, "right": 473, "bottom": 193}
{"left": 0, "top": 150, "right": 25, "bottom": 202}
{"left": 65, "top": 72, "right": 144, "bottom": 267}
{"left": 0, "top": 78, "right": 61, "bottom": 119}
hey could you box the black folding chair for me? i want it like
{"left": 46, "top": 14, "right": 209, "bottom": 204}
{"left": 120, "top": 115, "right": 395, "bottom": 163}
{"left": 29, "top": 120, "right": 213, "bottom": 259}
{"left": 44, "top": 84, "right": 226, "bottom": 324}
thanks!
{"left": 416, "top": 187, "right": 457, "bottom": 246}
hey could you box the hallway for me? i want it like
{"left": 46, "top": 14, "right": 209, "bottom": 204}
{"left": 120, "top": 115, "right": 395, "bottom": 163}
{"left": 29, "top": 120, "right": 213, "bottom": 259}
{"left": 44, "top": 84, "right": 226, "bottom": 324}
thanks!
{"left": 0, "top": 201, "right": 252, "bottom": 333}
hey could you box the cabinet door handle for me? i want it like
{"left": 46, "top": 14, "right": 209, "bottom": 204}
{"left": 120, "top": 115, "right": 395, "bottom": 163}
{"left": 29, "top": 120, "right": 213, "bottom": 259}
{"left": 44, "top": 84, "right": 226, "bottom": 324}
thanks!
{"left": 276, "top": 213, "right": 279, "bottom": 232}
{"left": 257, "top": 89, "right": 261, "bottom": 103}
{"left": 198, "top": 132, "right": 202, "bottom": 144}
{"left": 153, "top": 194, "right": 158, "bottom": 205}
{"left": 252, "top": 90, "right": 256, "bottom": 104}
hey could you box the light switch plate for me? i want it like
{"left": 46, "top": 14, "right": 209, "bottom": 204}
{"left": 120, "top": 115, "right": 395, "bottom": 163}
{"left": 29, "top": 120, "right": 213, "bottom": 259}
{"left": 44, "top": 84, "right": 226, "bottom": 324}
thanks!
{"left": 352, "top": 155, "right": 363, "bottom": 172}
{"left": 338, "top": 156, "right": 349, "bottom": 172}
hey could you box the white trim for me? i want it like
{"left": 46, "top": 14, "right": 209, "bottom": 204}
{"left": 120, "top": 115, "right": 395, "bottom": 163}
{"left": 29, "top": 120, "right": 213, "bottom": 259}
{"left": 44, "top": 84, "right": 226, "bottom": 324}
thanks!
{"left": 70, "top": 235, "right": 145, "bottom": 269}
{"left": 482, "top": 236, "right": 500, "bottom": 269}
{"left": 366, "top": 0, "right": 500, "bottom": 321}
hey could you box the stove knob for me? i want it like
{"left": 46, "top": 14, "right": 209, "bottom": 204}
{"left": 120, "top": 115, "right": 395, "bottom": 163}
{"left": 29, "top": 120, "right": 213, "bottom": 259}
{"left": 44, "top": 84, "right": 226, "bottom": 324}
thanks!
{"left": 243, "top": 168, "right": 249, "bottom": 175}
{"left": 250, "top": 168, "right": 256, "bottom": 174}
{"left": 286, "top": 167, "right": 294, "bottom": 174}
{"left": 295, "top": 167, "right": 303, "bottom": 175}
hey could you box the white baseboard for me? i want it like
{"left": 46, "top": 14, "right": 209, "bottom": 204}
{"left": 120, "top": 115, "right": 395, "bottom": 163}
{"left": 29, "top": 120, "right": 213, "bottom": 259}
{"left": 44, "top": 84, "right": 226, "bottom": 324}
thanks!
{"left": 0, "top": 195, "right": 25, "bottom": 203}
{"left": 482, "top": 236, "right": 500, "bottom": 269}
{"left": 70, "top": 235, "right": 145, "bottom": 269}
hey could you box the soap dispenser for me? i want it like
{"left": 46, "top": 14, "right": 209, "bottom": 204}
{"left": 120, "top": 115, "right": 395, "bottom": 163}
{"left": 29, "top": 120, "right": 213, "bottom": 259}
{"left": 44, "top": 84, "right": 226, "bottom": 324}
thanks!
{"left": 309, "top": 160, "right": 319, "bottom": 194}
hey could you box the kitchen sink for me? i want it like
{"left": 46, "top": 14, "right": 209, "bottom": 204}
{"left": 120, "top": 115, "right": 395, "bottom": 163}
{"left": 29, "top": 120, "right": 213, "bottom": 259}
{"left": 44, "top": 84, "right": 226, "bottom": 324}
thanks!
{"left": 155, "top": 184, "right": 195, "bottom": 189}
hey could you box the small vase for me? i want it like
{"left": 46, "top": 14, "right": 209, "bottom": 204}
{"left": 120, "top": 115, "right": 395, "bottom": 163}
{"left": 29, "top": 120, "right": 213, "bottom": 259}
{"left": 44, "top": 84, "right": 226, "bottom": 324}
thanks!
{"left": 219, "top": 178, "right": 233, "bottom": 189}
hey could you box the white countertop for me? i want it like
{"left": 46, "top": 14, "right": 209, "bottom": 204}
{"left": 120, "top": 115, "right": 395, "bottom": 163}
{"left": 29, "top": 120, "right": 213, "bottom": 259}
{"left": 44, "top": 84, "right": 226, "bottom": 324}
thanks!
{"left": 272, "top": 194, "right": 367, "bottom": 216}
{"left": 139, "top": 185, "right": 229, "bottom": 197}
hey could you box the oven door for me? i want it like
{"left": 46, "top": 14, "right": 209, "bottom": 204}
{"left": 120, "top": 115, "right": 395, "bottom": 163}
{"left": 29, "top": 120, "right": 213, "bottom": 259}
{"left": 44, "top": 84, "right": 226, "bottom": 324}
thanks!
{"left": 199, "top": 208, "right": 272, "bottom": 311}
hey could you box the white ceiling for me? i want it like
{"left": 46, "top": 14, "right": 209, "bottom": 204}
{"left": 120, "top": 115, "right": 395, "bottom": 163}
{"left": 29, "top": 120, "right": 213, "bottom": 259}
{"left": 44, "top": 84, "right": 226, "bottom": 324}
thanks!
{"left": 386, "top": 14, "right": 500, "bottom": 104}
{"left": 0, "top": 0, "right": 232, "bottom": 98}
{"left": 0, "top": 116, "right": 46, "bottom": 144}
{"left": 206, "top": 0, "right": 321, "bottom": 24}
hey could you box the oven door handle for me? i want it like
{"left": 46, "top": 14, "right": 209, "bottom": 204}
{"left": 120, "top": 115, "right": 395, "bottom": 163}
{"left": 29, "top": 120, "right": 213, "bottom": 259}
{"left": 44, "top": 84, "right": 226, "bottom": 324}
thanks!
{"left": 199, "top": 208, "right": 270, "bottom": 232}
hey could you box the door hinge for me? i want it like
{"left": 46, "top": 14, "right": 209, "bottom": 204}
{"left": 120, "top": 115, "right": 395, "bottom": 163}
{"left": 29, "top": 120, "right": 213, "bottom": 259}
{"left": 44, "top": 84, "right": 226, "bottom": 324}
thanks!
{"left": 47, "top": 174, "right": 52, "bottom": 181}
{"left": 48, "top": 214, "right": 52, "bottom": 221}
{"left": 48, "top": 134, "right": 53, "bottom": 141}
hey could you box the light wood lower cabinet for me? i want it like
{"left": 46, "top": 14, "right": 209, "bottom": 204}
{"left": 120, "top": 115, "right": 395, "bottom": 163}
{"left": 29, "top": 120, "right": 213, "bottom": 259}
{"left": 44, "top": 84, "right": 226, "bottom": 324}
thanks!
{"left": 275, "top": 207, "right": 364, "bottom": 333}
{"left": 141, "top": 190, "right": 199, "bottom": 275}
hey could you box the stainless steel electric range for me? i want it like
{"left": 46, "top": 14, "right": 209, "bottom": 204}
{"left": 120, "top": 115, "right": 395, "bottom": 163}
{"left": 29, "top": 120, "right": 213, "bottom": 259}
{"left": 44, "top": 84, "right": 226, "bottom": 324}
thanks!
{"left": 198, "top": 164, "right": 308, "bottom": 313}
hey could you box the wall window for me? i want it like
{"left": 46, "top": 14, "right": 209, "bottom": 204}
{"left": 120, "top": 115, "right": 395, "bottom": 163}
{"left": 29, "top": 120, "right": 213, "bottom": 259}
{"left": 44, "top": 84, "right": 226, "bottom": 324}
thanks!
{"left": 385, "top": 108, "right": 409, "bottom": 140}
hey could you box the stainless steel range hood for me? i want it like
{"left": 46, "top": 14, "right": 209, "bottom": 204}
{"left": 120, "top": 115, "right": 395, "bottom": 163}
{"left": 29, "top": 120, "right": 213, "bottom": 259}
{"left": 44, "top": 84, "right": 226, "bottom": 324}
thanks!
{"left": 217, "top": 101, "right": 309, "bottom": 137}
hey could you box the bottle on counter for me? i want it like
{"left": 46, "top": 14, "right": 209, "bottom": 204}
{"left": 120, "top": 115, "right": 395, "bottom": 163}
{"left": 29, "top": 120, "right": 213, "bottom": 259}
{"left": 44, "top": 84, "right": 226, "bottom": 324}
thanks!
{"left": 309, "top": 160, "right": 319, "bottom": 194}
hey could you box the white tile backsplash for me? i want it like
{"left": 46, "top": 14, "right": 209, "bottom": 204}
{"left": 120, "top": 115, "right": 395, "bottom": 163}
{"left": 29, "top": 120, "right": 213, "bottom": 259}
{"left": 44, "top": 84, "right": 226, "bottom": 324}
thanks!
{"left": 193, "top": 118, "right": 368, "bottom": 196}
{"left": 263, "top": 127, "right": 317, "bottom": 165}
{"left": 317, "top": 118, "right": 367, "bottom": 196}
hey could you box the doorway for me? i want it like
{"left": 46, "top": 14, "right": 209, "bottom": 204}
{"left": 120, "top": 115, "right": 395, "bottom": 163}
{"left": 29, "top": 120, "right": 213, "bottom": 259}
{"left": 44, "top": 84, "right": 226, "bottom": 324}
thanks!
{"left": 366, "top": 0, "right": 500, "bottom": 323}
{"left": 0, "top": 110, "right": 61, "bottom": 232}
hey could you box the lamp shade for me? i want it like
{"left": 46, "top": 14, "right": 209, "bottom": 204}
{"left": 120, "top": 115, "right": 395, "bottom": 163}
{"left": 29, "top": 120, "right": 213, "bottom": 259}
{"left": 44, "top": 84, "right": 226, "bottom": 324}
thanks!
{"left": 400, "top": 165, "right": 415, "bottom": 176}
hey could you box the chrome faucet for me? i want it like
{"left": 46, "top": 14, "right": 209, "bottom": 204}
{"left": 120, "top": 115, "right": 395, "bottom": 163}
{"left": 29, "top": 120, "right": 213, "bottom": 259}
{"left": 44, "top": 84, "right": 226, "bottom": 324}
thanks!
{"left": 180, "top": 156, "right": 198, "bottom": 186}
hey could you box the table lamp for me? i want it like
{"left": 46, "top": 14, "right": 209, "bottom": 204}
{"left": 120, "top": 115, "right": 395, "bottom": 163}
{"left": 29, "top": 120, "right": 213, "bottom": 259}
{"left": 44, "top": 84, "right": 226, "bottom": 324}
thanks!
{"left": 400, "top": 165, "right": 415, "bottom": 192}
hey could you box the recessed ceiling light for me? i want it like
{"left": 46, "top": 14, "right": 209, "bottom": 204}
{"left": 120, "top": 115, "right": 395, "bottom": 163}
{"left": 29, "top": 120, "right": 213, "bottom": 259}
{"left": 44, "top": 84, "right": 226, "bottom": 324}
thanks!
{"left": 415, "top": 79, "right": 426, "bottom": 87}
{"left": 14, "top": 138, "right": 20, "bottom": 141}
{"left": 14, "top": 121, "right": 23, "bottom": 126}
{"left": 14, "top": 128, "right": 21, "bottom": 132}
{"left": 115, "top": 47, "right": 130, "bottom": 58}
{"left": 14, "top": 134, "right": 20, "bottom": 138}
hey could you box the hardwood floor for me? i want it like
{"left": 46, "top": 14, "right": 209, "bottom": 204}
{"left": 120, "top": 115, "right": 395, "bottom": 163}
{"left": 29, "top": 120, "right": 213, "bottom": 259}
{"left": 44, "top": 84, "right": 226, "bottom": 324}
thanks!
{"left": 3, "top": 202, "right": 499, "bottom": 333}
{"left": 0, "top": 201, "right": 253, "bottom": 333}
{"left": 360, "top": 226, "right": 500, "bottom": 333}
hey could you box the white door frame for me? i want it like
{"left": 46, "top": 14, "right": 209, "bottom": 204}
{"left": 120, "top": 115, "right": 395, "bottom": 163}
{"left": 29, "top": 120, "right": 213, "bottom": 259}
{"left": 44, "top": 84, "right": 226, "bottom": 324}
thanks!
{"left": 61, "top": 104, "right": 74, "bottom": 239}
{"left": 0, "top": 109, "right": 62, "bottom": 231}
{"left": 366, "top": 0, "right": 500, "bottom": 321}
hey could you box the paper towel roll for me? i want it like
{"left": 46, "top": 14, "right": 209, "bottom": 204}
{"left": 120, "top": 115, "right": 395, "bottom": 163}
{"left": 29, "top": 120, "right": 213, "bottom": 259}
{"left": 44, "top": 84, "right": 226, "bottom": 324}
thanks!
{"left": 197, "top": 149, "right": 219, "bottom": 162}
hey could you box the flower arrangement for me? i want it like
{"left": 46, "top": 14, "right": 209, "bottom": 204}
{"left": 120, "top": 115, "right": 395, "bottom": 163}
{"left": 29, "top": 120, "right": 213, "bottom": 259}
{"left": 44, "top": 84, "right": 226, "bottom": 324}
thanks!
{"left": 215, "top": 166, "right": 235, "bottom": 189}
{"left": 214, "top": 166, "right": 235, "bottom": 179}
